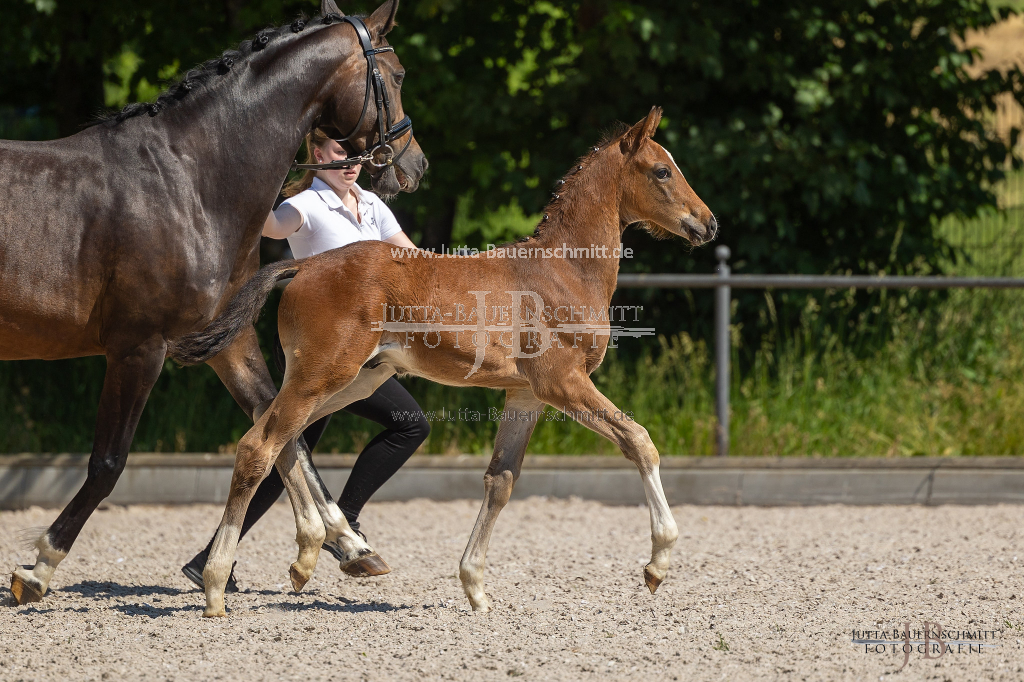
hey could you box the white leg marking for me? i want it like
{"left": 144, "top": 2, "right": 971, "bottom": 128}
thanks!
{"left": 275, "top": 440, "right": 327, "bottom": 591}
{"left": 11, "top": 533, "right": 68, "bottom": 602}
{"left": 295, "top": 452, "right": 377, "bottom": 568}
{"left": 294, "top": 365, "right": 395, "bottom": 571}
{"left": 640, "top": 465, "right": 679, "bottom": 592}
{"left": 203, "top": 523, "right": 240, "bottom": 617}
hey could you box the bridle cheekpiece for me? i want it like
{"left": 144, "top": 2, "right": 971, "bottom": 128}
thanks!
{"left": 292, "top": 15, "right": 413, "bottom": 173}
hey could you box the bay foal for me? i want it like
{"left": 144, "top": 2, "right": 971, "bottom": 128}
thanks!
{"left": 172, "top": 107, "right": 717, "bottom": 616}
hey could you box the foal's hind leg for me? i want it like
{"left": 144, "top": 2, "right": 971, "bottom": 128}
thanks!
{"left": 458, "top": 388, "right": 544, "bottom": 612}
{"left": 10, "top": 337, "right": 165, "bottom": 604}
{"left": 271, "top": 436, "right": 326, "bottom": 592}
{"left": 203, "top": 355, "right": 393, "bottom": 616}
{"left": 207, "top": 326, "right": 324, "bottom": 592}
{"left": 205, "top": 327, "right": 381, "bottom": 584}
{"left": 298, "top": 362, "right": 398, "bottom": 577}
{"left": 203, "top": 382, "right": 324, "bottom": 617}
{"left": 533, "top": 372, "right": 679, "bottom": 594}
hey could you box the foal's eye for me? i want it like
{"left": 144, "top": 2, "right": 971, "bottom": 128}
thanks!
{"left": 655, "top": 167, "right": 671, "bottom": 180}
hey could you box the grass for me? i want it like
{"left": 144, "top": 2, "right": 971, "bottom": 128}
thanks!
{"left": 936, "top": 172, "right": 1024, "bottom": 277}
{"left": 362, "top": 285, "right": 1024, "bottom": 457}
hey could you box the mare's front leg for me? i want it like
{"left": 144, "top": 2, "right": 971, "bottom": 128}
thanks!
{"left": 459, "top": 387, "right": 544, "bottom": 612}
{"left": 533, "top": 371, "right": 679, "bottom": 594}
{"left": 10, "top": 337, "right": 166, "bottom": 604}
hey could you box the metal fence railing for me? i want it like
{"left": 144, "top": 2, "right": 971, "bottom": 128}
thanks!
{"left": 616, "top": 246, "right": 1024, "bottom": 456}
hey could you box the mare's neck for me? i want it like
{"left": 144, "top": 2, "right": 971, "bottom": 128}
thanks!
{"left": 152, "top": 25, "right": 356, "bottom": 244}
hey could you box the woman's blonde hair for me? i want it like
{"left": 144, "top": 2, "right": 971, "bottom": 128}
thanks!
{"left": 282, "top": 128, "right": 333, "bottom": 198}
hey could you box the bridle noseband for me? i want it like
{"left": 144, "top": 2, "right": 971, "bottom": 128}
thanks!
{"left": 292, "top": 15, "right": 413, "bottom": 173}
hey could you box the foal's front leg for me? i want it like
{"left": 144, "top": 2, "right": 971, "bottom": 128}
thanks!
{"left": 534, "top": 372, "right": 679, "bottom": 594}
{"left": 459, "top": 388, "right": 544, "bottom": 612}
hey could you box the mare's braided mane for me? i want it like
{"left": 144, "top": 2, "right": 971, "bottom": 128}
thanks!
{"left": 92, "top": 12, "right": 361, "bottom": 127}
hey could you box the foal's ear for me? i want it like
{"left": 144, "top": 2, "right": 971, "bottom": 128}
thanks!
{"left": 367, "top": 0, "right": 400, "bottom": 37}
{"left": 321, "top": 0, "right": 344, "bottom": 17}
{"left": 620, "top": 106, "right": 663, "bottom": 157}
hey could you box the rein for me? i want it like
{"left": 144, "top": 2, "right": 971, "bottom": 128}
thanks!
{"left": 292, "top": 15, "right": 413, "bottom": 172}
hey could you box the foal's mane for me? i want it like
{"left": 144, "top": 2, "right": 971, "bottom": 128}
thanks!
{"left": 91, "top": 12, "right": 356, "bottom": 127}
{"left": 506, "top": 121, "right": 632, "bottom": 246}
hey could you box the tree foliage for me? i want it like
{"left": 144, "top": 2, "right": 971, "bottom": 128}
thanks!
{"left": 3, "top": 1, "right": 1020, "bottom": 271}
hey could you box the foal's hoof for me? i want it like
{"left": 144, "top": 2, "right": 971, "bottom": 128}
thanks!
{"left": 289, "top": 563, "right": 312, "bottom": 592}
{"left": 202, "top": 607, "right": 227, "bottom": 618}
{"left": 468, "top": 598, "right": 492, "bottom": 613}
{"left": 643, "top": 565, "right": 663, "bottom": 594}
{"left": 340, "top": 553, "right": 391, "bottom": 578}
{"left": 10, "top": 569, "right": 45, "bottom": 605}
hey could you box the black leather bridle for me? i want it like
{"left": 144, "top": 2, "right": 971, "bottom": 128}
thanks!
{"left": 292, "top": 15, "right": 413, "bottom": 172}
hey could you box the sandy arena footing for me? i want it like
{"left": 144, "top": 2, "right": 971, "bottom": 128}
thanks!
{"left": 1, "top": 499, "right": 1022, "bottom": 681}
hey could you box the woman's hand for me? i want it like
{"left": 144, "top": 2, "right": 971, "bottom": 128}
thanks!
{"left": 262, "top": 205, "right": 303, "bottom": 239}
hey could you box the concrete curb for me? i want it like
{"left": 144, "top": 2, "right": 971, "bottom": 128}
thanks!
{"left": 1, "top": 454, "right": 1022, "bottom": 508}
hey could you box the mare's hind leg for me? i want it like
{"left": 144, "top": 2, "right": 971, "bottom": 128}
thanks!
{"left": 10, "top": 337, "right": 166, "bottom": 604}
{"left": 458, "top": 388, "right": 544, "bottom": 612}
{"left": 533, "top": 371, "right": 679, "bottom": 594}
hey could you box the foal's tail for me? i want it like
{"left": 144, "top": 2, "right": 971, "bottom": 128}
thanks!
{"left": 168, "top": 259, "right": 303, "bottom": 365}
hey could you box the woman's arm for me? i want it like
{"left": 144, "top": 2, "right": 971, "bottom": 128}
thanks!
{"left": 383, "top": 230, "right": 417, "bottom": 249}
{"left": 262, "top": 204, "right": 303, "bottom": 239}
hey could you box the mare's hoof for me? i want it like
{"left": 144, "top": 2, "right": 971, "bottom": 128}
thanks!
{"left": 643, "top": 565, "right": 663, "bottom": 594}
{"left": 340, "top": 553, "right": 391, "bottom": 578}
{"left": 10, "top": 570, "right": 45, "bottom": 605}
{"left": 289, "top": 563, "right": 312, "bottom": 592}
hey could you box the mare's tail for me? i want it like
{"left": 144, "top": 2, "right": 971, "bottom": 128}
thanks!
{"left": 168, "top": 259, "right": 303, "bottom": 365}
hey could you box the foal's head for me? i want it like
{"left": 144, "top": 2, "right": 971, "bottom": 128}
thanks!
{"left": 617, "top": 107, "right": 717, "bottom": 245}
{"left": 317, "top": 0, "right": 427, "bottom": 196}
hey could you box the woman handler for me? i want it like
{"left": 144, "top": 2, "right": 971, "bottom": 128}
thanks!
{"left": 181, "top": 129, "right": 430, "bottom": 590}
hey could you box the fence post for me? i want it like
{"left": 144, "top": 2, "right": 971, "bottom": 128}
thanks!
{"left": 714, "top": 245, "right": 731, "bottom": 457}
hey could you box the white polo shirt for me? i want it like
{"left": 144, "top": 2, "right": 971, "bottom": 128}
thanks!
{"left": 280, "top": 177, "right": 401, "bottom": 258}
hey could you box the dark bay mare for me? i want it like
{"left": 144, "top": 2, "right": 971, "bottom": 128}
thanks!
{"left": 2, "top": 0, "right": 426, "bottom": 605}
